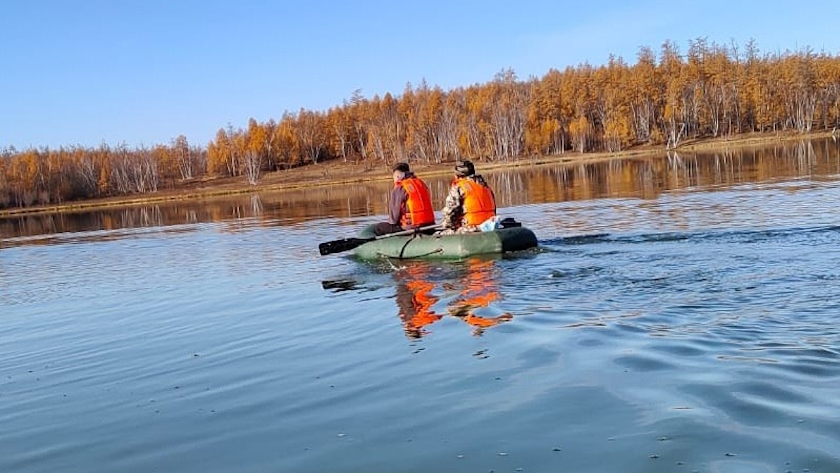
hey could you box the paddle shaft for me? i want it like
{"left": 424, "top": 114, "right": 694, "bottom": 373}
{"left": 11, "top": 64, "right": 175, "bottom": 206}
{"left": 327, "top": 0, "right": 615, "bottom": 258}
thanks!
{"left": 319, "top": 224, "right": 441, "bottom": 255}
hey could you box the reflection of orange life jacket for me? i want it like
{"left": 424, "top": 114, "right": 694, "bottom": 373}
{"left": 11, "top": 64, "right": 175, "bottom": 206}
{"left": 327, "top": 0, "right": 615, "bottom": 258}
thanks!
{"left": 398, "top": 177, "right": 435, "bottom": 228}
{"left": 397, "top": 265, "right": 441, "bottom": 338}
{"left": 450, "top": 258, "right": 511, "bottom": 332}
{"left": 457, "top": 259, "right": 499, "bottom": 310}
{"left": 455, "top": 178, "right": 496, "bottom": 226}
{"left": 405, "top": 279, "right": 440, "bottom": 330}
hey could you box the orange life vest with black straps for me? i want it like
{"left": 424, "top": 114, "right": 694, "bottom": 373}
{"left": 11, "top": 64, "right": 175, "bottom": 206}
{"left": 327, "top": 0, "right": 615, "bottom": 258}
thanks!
{"left": 398, "top": 176, "right": 435, "bottom": 228}
{"left": 455, "top": 178, "right": 496, "bottom": 226}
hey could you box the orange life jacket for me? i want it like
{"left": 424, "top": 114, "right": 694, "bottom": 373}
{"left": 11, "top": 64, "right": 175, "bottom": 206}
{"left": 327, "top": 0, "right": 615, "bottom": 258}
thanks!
{"left": 398, "top": 176, "right": 435, "bottom": 228}
{"left": 455, "top": 178, "right": 496, "bottom": 226}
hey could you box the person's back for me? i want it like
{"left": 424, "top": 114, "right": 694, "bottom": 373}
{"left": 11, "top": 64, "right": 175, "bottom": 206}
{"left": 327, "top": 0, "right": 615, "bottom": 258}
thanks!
{"left": 373, "top": 162, "right": 435, "bottom": 236}
{"left": 441, "top": 160, "right": 496, "bottom": 233}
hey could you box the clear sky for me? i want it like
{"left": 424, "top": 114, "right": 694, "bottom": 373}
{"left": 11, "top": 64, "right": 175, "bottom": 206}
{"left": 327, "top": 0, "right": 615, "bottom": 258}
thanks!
{"left": 2, "top": 0, "right": 839, "bottom": 150}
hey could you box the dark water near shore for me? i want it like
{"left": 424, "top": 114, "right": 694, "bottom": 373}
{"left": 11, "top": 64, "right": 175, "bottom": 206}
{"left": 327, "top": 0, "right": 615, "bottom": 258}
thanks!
{"left": 2, "top": 140, "right": 840, "bottom": 473}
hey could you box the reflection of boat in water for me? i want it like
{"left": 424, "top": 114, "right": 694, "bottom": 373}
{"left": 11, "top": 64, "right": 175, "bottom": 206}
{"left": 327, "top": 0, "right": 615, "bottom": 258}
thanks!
{"left": 353, "top": 222, "right": 538, "bottom": 260}
{"left": 393, "top": 258, "right": 512, "bottom": 338}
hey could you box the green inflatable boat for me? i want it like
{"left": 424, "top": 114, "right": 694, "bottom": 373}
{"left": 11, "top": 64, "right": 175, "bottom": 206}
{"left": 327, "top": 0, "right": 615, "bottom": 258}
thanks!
{"left": 350, "top": 222, "right": 538, "bottom": 260}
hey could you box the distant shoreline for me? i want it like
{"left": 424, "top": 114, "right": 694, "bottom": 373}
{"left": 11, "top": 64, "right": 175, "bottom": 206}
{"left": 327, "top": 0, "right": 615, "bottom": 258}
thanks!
{"left": 1, "top": 130, "right": 835, "bottom": 219}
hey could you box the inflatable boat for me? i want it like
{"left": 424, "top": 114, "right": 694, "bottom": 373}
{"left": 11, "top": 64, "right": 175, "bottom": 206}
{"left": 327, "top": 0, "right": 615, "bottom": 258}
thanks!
{"left": 350, "top": 222, "right": 538, "bottom": 260}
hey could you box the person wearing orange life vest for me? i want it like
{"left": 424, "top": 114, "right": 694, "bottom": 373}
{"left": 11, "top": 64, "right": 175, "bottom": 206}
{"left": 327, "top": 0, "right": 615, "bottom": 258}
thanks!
{"left": 373, "top": 162, "right": 436, "bottom": 236}
{"left": 440, "top": 160, "right": 496, "bottom": 234}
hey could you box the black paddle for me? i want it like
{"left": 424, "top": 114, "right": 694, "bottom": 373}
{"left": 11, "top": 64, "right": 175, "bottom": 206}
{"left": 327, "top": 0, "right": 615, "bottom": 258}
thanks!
{"left": 319, "top": 224, "right": 441, "bottom": 255}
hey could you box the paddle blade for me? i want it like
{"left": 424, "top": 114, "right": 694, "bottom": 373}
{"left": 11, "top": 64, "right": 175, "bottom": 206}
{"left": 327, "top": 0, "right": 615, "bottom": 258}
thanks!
{"left": 318, "top": 237, "right": 372, "bottom": 255}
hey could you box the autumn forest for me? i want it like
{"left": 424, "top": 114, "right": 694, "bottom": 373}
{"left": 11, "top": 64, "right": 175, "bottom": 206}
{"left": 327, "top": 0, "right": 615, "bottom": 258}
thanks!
{"left": 3, "top": 39, "right": 840, "bottom": 210}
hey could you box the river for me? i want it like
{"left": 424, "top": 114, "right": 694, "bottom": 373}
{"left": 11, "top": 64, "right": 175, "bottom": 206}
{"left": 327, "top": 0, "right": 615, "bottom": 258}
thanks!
{"left": 2, "top": 139, "right": 839, "bottom": 473}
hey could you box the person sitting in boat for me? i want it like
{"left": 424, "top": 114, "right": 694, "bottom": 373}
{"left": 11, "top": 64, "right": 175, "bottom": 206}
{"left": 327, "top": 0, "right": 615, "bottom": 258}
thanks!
{"left": 373, "top": 162, "right": 436, "bottom": 236}
{"left": 439, "top": 160, "right": 496, "bottom": 234}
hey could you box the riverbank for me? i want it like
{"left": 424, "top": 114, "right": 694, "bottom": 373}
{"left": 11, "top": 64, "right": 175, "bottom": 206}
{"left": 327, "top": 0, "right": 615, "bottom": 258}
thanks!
{"left": 1, "top": 129, "right": 834, "bottom": 218}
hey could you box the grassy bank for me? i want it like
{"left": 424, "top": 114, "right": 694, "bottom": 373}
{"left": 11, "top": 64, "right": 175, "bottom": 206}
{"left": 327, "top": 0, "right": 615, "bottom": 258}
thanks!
{"left": 1, "top": 130, "right": 834, "bottom": 218}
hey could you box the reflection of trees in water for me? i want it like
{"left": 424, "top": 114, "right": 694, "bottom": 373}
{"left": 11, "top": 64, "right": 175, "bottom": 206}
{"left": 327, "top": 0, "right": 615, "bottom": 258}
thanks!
{"left": 184, "top": 210, "right": 198, "bottom": 224}
{"left": 793, "top": 140, "right": 816, "bottom": 173}
{"left": 0, "top": 213, "right": 60, "bottom": 242}
{"left": 250, "top": 194, "right": 263, "bottom": 216}
{"left": 3, "top": 139, "right": 839, "bottom": 239}
{"left": 120, "top": 206, "right": 163, "bottom": 228}
{"left": 394, "top": 258, "right": 512, "bottom": 339}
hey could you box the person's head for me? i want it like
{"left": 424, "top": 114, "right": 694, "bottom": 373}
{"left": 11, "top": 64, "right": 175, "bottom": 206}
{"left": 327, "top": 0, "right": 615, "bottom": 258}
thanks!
{"left": 392, "top": 162, "right": 410, "bottom": 182}
{"left": 454, "top": 160, "right": 475, "bottom": 177}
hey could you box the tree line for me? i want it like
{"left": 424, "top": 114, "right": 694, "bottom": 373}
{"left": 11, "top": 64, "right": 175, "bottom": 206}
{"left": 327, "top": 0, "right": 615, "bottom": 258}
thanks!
{"left": 3, "top": 38, "right": 839, "bottom": 210}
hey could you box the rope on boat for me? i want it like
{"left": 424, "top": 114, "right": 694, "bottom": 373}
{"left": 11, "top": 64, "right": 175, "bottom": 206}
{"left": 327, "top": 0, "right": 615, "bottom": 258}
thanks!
{"left": 374, "top": 229, "right": 446, "bottom": 260}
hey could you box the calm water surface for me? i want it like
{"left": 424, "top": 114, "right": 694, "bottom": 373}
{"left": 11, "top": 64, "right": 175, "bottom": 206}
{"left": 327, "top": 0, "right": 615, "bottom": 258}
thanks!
{"left": 2, "top": 141, "right": 840, "bottom": 473}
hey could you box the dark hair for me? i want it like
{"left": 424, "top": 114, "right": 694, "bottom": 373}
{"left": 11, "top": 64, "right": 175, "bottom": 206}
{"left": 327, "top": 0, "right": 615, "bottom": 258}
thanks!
{"left": 454, "top": 160, "right": 475, "bottom": 177}
{"left": 392, "top": 162, "right": 410, "bottom": 173}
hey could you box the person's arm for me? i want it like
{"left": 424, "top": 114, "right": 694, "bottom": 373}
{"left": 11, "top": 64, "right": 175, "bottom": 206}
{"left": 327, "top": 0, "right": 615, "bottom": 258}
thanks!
{"left": 488, "top": 185, "right": 497, "bottom": 214}
{"left": 388, "top": 186, "right": 408, "bottom": 225}
{"left": 441, "top": 184, "right": 463, "bottom": 229}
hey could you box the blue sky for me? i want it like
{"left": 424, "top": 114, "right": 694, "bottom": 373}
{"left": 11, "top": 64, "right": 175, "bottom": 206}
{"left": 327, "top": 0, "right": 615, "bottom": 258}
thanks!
{"left": 2, "top": 0, "right": 839, "bottom": 150}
